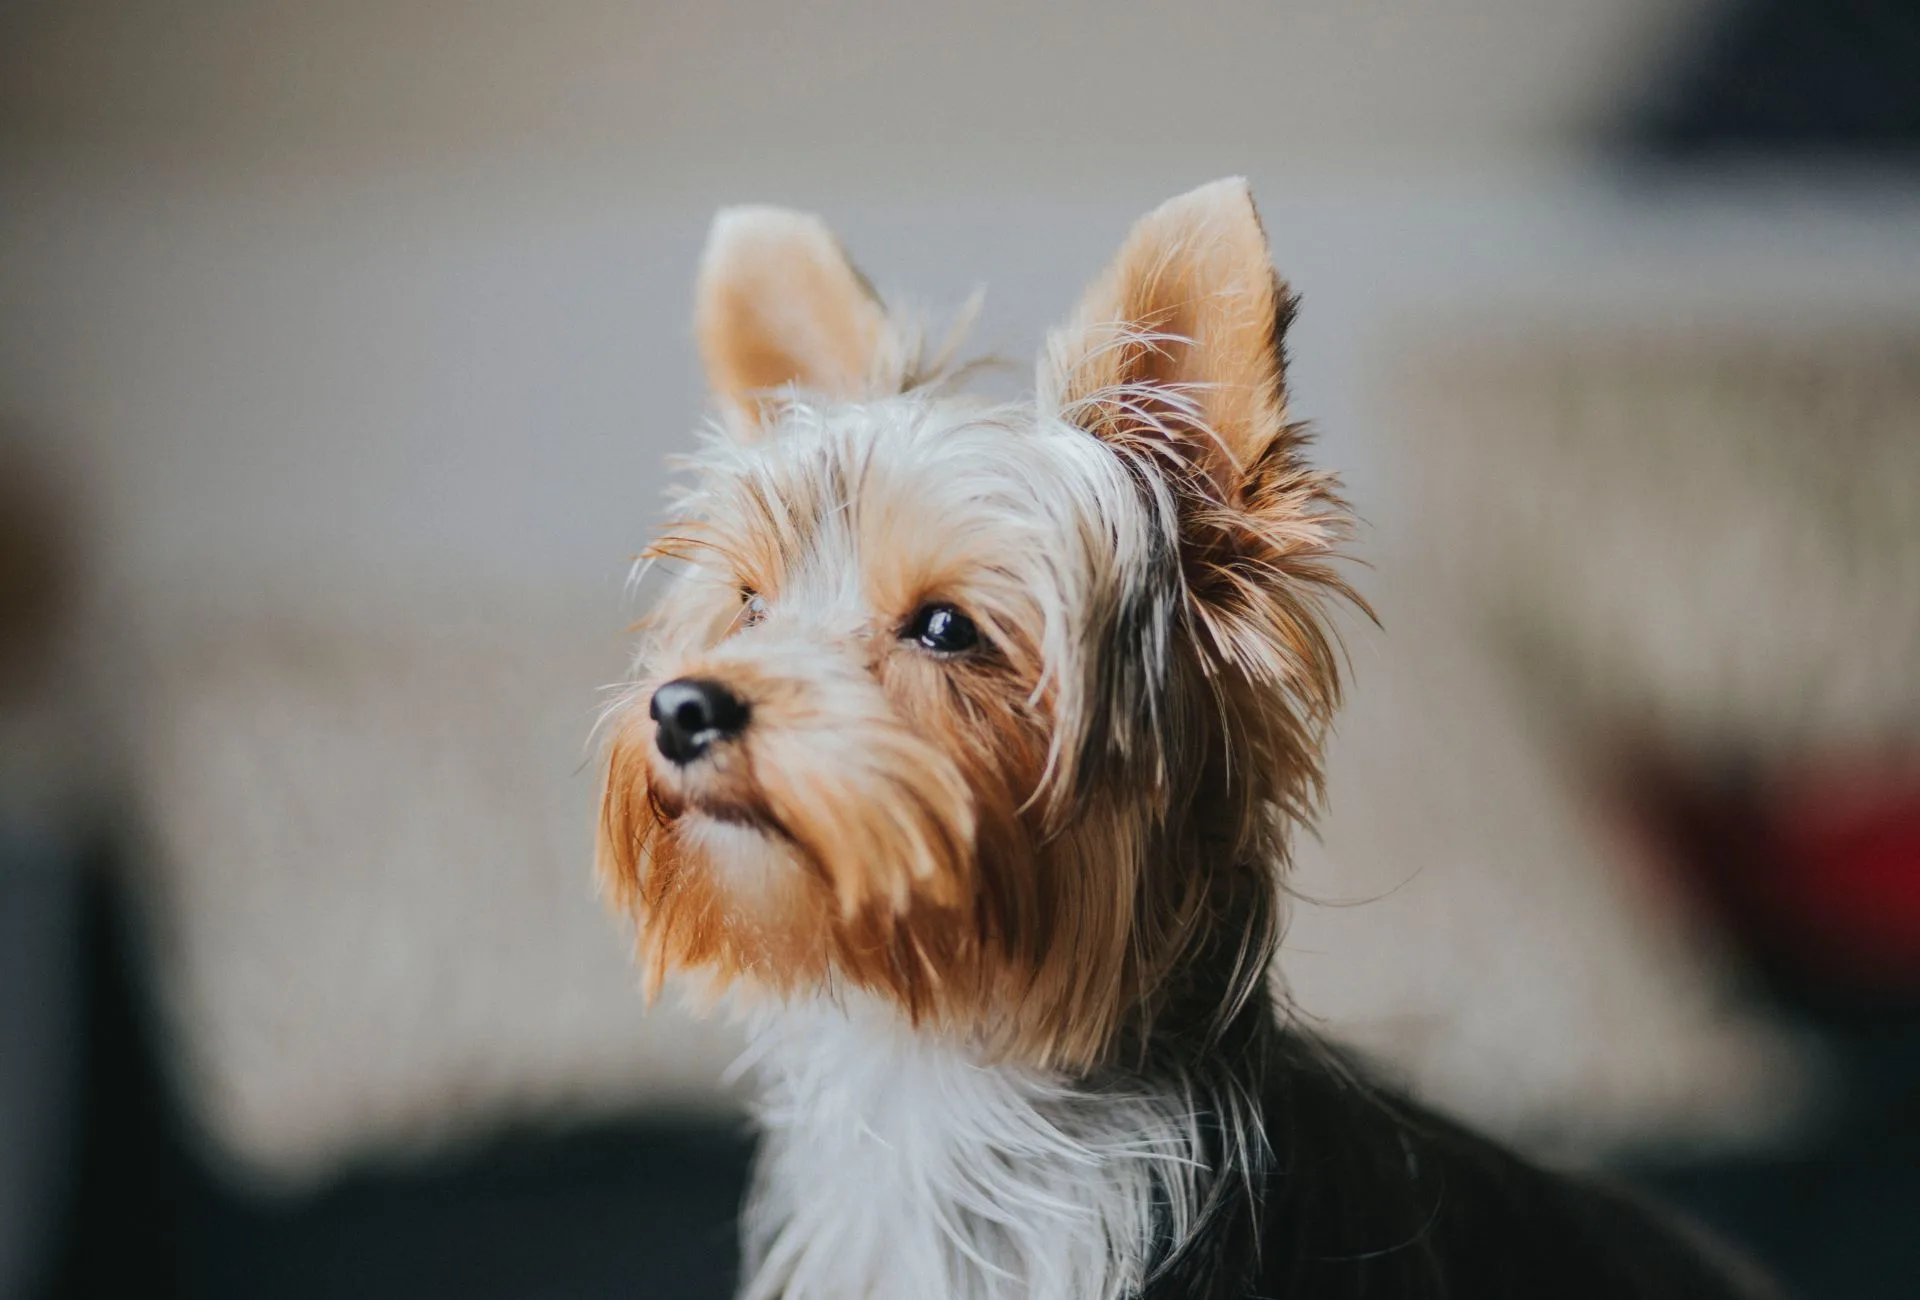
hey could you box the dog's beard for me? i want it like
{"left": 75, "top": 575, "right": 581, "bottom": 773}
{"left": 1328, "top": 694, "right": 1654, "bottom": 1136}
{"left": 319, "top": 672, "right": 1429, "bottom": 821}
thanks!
{"left": 601, "top": 646, "right": 988, "bottom": 1005}
{"left": 742, "top": 701, "right": 976, "bottom": 917}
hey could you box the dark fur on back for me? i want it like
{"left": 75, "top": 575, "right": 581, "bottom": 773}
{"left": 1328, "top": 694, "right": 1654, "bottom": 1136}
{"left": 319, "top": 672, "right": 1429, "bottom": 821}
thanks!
{"left": 1137, "top": 1004, "right": 1777, "bottom": 1300}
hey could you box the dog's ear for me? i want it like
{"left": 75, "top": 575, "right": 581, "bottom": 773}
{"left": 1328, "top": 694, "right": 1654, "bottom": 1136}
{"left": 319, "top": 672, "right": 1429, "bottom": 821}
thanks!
{"left": 695, "top": 206, "right": 891, "bottom": 436}
{"left": 1043, "top": 177, "right": 1293, "bottom": 488}
{"left": 1042, "top": 178, "right": 1350, "bottom": 688}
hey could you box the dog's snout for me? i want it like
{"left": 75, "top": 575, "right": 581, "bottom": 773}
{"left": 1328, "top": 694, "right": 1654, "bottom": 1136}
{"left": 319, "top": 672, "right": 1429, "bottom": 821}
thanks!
{"left": 649, "top": 677, "right": 749, "bottom": 765}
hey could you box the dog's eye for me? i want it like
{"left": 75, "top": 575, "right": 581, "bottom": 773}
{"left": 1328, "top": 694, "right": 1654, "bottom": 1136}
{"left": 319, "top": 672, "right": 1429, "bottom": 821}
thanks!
{"left": 740, "top": 590, "right": 769, "bottom": 628}
{"left": 903, "top": 603, "right": 980, "bottom": 655}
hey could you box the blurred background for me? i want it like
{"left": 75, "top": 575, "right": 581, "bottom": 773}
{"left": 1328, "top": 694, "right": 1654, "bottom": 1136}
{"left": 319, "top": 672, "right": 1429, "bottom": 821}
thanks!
{"left": 3, "top": 1, "right": 1919, "bottom": 1296}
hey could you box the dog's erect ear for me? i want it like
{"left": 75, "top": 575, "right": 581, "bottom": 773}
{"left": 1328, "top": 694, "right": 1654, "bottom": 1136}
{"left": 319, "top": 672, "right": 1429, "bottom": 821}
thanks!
{"left": 695, "top": 206, "right": 892, "bottom": 435}
{"left": 1042, "top": 177, "right": 1292, "bottom": 481}
{"left": 1042, "top": 178, "right": 1350, "bottom": 692}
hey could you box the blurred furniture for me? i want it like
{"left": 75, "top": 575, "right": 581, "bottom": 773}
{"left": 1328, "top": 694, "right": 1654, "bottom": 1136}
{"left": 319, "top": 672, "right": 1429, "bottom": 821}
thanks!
{"left": 1376, "top": 326, "right": 1920, "bottom": 1293}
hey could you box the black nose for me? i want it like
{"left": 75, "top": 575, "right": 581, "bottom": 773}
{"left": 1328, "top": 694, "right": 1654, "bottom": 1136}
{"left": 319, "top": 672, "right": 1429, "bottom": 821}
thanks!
{"left": 649, "top": 678, "right": 749, "bottom": 765}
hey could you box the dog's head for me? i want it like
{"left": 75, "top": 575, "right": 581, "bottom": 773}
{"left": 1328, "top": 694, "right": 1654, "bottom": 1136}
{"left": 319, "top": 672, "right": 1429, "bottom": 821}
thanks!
{"left": 601, "top": 180, "right": 1353, "bottom": 1067}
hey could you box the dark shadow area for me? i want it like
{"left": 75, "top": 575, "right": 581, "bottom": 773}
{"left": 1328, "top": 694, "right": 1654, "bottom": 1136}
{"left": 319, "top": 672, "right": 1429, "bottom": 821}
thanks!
{"left": 1632, "top": 1015, "right": 1920, "bottom": 1299}
{"left": 1637, "top": 0, "right": 1920, "bottom": 158}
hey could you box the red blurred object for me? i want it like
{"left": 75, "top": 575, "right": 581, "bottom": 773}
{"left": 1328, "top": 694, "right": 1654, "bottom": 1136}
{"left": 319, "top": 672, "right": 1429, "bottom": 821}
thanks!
{"left": 1769, "top": 771, "right": 1920, "bottom": 986}
{"left": 1633, "top": 756, "right": 1920, "bottom": 994}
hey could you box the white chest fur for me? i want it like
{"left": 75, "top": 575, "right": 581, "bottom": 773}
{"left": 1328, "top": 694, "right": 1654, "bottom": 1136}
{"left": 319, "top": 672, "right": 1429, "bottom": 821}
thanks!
{"left": 735, "top": 996, "right": 1206, "bottom": 1300}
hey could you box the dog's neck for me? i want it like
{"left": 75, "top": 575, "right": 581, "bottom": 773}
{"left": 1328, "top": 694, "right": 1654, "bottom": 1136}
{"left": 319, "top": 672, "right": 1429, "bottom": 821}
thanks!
{"left": 735, "top": 992, "right": 1246, "bottom": 1300}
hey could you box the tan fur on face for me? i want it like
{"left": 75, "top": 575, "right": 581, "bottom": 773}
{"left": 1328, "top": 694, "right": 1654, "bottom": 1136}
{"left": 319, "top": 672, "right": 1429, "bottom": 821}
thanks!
{"left": 602, "top": 181, "right": 1355, "bottom": 1070}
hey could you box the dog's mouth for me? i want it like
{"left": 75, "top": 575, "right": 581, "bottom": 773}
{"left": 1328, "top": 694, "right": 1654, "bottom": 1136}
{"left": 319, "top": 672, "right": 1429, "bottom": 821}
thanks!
{"left": 653, "top": 780, "right": 848, "bottom": 904}
{"left": 651, "top": 781, "right": 795, "bottom": 844}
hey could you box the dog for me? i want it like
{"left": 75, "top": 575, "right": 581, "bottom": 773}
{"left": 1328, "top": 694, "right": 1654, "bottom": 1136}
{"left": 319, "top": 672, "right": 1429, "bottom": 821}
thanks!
{"left": 597, "top": 179, "right": 1776, "bottom": 1299}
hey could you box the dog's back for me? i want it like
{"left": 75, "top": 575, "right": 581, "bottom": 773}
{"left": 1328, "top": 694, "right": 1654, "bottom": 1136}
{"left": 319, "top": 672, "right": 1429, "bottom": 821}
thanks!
{"left": 1148, "top": 1031, "right": 1777, "bottom": 1300}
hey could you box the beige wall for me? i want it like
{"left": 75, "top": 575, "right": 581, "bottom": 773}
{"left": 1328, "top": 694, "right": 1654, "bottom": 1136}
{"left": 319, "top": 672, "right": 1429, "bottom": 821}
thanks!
{"left": 2, "top": 1, "right": 1699, "bottom": 183}
{"left": 31, "top": 0, "right": 1920, "bottom": 622}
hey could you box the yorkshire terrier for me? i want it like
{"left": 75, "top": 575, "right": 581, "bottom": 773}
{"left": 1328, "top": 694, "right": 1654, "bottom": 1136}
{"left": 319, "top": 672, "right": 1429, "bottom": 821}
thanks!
{"left": 598, "top": 180, "right": 1775, "bottom": 1299}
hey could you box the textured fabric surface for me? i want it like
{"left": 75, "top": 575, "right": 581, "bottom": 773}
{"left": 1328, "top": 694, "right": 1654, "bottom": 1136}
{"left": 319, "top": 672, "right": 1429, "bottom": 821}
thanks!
{"left": 124, "top": 600, "right": 745, "bottom": 1184}
{"left": 1395, "top": 332, "right": 1920, "bottom": 759}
